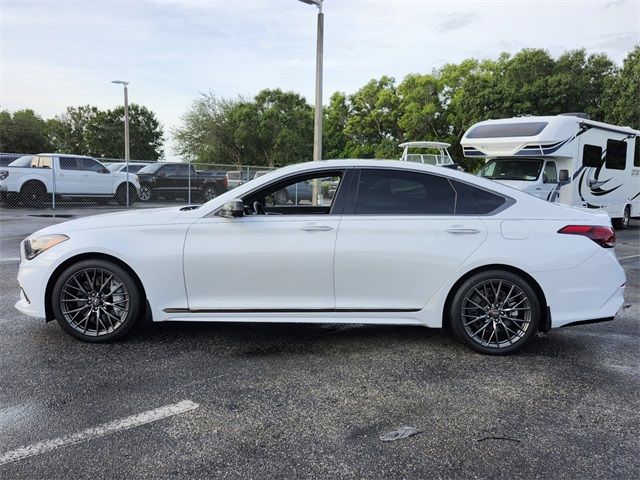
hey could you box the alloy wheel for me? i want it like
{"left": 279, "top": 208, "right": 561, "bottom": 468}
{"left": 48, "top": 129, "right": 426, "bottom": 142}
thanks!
{"left": 59, "top": 268, "right": 130, "bottom": 336}
{"left": 461, "top": 279, "right": 532, "bottom": 349}
{"left": 204, "top": 187, "right": 217, "bottom": 201}
{"left": 139, "top": 186, "right": 152, "bottom": 201}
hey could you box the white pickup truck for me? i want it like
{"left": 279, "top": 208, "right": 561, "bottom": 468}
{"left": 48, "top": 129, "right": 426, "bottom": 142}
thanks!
{"left": 0, "top": 154, "right": 140, "bottom": 207}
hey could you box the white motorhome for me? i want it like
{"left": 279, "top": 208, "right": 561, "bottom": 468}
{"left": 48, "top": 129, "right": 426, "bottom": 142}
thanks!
{"left": 461, "top": 114, "right": 640, "bottom": 229}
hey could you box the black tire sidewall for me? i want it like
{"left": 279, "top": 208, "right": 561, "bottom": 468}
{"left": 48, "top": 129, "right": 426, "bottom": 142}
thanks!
{"left": 51, "top": 259, "right": 142, "bottom": 342}
{"left": 450, "top": 270, "right": 541, "bottom": 355}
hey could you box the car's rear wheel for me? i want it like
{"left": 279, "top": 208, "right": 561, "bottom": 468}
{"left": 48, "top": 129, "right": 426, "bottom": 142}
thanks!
{"left": 203, "top": 185, "right": 218, "bottom": 201}
{"left": 51, "top": 259, "right": 143, "bottom": 342}
{"left": 450, "top": 270, "right": 540, "bottom": 355}
{"left": 116, "top": 183, "right": 137, "bottom": 206}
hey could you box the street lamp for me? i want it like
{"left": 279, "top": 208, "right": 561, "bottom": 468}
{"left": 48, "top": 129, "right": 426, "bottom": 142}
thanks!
{"left": 111, "top": 80, "right": 130, "bottom": 206}
{"left": 298, "top": 0, "right": 323, "bottom": 205}
{"left": 297, "top": 0, "right": 323, "bottom": 162}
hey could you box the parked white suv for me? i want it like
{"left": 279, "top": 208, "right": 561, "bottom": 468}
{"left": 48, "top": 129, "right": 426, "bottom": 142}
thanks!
{"left": 0, "top": 154, "right": 140, "bottom": 206}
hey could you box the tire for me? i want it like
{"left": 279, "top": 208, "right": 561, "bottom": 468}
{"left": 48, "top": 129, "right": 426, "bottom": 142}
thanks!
{"left": 203, "top": 185, "right": 218, "bottom": 202}
{"left": 116, "top": 183, "right": 137, "bottom": 206}
{"left": 51, "top": 259, "right": 143, "bottom": 342}
{"left": 20, "top": 181, "right": 47, "bottom": 207}
{"left": 612, "top": 206, "right": 630, "bottom": 230}
{"left": 138, "top": 184, "right": 154, "bottom": 202}
{"left": 449, "top": 270, "right": 540, "bottom": 355}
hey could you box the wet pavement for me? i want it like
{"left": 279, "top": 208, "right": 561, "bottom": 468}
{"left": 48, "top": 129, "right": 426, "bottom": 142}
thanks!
{"left": 0, "top": 207, "right": 638, "bottom": 479}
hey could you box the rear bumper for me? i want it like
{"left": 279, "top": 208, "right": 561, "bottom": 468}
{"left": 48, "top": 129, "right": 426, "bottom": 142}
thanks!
{"left": 535, "top": 249, "right": 626, "bottom": 328}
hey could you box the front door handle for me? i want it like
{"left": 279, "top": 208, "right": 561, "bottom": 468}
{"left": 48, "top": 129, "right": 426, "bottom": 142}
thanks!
{"left": 445, "top": 227, "right": 481, "bottom": 234}
{"left": 299, "top": 225, "right": 333, "bottom": 232}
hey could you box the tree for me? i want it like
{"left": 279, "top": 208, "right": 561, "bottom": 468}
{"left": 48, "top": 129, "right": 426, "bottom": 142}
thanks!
{"left": 47, "top": 104, "right": 164, "bottom": 159}
{"left": 174, "top": 89, "right": 313, "bottom": 167}
{"left": 85, "top": 104, "right": 164, "bottom": 160}
{"left": 323, "top": 92, "right": 350, "bottom": 159}
{"left": 343, "top": 76, "right": 403, "bottom": 158}
{"left": 603, "top": 45, "right": 640, "bottom": 129}
{"left": 0, "top": 109, "right": 51, "bottom": 153}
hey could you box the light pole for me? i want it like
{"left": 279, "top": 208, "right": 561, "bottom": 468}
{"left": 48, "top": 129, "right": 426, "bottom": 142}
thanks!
{"left": 298, "top": 0, "right": 323, "bottom": 204}
{"left": 111, "top": 80, "right": 130, "bottom": 206}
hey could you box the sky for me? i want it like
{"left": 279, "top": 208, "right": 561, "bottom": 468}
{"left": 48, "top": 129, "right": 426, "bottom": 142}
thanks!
{"left": 1, "top": 0, "right": 639, "bottom": 159}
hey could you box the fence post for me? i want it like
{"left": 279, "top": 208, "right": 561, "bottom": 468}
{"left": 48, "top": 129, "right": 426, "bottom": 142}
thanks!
{"left": 188, "top": 161, "right": 192, "bottom": 204}
{"left": 52, "top": 157, "right": 56, "bottom": 210}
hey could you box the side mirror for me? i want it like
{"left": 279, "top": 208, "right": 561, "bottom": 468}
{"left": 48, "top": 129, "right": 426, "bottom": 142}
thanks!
{"left": 219, "top": 199, "right": 244, "bottom": 218}
{"left": 559, "top": 169, "right": 570, "bottom": 184}
{"left": 101, "top": 168, "right": 110, "bottom": 174}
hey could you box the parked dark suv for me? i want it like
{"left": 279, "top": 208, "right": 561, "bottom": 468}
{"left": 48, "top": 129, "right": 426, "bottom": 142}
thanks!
{"left": 136, "top": 162, "right": 227, "bottom": 202}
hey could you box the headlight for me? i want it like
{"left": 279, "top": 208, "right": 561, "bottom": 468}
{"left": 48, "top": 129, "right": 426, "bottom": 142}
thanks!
{"left": 23, "top": 234, "right": 69, "bottom": 260}
{"left": 0, "top": 170, "right": 8, "bottom": 180}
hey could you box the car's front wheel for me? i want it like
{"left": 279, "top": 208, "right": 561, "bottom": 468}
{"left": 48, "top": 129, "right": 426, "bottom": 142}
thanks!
{"left": 138, "top": 185, "right": 154, "bottom": 202}
{"left": 51, "top": 259, "right": 143, "bottom": 342}
{"left": 450, "top": 270, "right": 540, "bottom": 355}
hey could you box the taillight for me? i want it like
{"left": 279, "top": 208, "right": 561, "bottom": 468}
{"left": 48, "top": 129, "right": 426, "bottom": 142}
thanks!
{"left": 558, "top": 225, "right": 616, "bottom": 248}
{"left": 223, "top": 177, "right": 228, "bottom": 188}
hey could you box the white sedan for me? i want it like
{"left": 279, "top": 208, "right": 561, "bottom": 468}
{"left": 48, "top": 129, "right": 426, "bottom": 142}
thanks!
{"left": 15, "top": 160, "right": 626, "bottom": 354}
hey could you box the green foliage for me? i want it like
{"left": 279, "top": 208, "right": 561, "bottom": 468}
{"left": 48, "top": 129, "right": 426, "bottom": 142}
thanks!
{"left": 1, "top": 104, "right": 164, "bottom": 159}
{"left": 0, "top": 109, "right": 51, "bottom": 153}
{"left": 174, "top": 89, "right": 312, "bottom": 167}
{"left": 172, "top": 46, "right": 637, "bottom": 169}
{"left": 604, "top": 45, "right": 640, "bottom": 127}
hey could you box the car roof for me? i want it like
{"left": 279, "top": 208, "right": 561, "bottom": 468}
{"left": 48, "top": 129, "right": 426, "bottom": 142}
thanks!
{"left": 37, "top": 153, "right": 95, "bottom": 158}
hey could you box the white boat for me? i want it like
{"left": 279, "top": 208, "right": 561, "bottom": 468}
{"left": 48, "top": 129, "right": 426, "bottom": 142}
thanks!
{"left": 399, "top": 141, "right": 459, "bottom": 169}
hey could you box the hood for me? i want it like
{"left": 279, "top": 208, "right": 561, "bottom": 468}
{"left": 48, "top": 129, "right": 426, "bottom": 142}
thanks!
{"left": 31, "top": 206, "right": 193, "bottom": 236}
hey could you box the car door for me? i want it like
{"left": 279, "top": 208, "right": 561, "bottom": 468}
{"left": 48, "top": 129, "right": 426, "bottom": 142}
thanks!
{"left": 183, "top": 169, "right": 349, "bottom": 311}
{"left": 76, "top": 157, "right": 112, "bottom": 194}
{"left": 156, "top": 164, "right": 178, "bottom": 194}
{"left": 334, "top": 168, "right": 488, "bottom": 310}
{"left": 56, "top": 157, "right": 85, "bottom": 194}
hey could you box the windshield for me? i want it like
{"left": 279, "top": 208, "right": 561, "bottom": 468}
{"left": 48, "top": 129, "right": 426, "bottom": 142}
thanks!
{"left": 137, "top": 163, "right": 163, "bottom": 174}
{"left": 478, "top": 158, "right": 543, "bottom": 181}
{"left": 8, "top": 155, "right": 34, "bottom": 167}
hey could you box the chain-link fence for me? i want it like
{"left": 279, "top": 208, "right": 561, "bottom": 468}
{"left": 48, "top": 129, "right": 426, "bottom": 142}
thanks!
{"left": 0, "top": 155, "right": 276, "bottom": 210}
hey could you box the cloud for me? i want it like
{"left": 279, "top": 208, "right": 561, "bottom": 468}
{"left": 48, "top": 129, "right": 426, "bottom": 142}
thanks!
{"left": 436, "top": 13, "right": 477, "bottom": 33}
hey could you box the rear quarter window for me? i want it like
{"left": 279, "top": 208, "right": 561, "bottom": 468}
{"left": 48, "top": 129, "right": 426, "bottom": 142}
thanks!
{"left": 453, "top": 181, "right": 508, "bottom": 215}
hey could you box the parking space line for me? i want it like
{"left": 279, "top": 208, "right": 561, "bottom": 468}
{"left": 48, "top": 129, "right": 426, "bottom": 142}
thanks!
{"left": 618, "top": 254, "right": 640, "bottom": 261}
{"left": 0, "top": 257, "right": 20, "bottom": 263}
{"left": 0, "top": 399, "right": 199, "bottom": 466}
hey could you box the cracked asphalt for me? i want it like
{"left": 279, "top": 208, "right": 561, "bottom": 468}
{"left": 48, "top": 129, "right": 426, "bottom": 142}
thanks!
{"left": 0, "top": 204, "right": 638, "bottom": 479}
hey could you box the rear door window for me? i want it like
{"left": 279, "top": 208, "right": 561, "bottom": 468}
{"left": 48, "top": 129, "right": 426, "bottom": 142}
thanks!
{"left": 59, "top": 157, "right": 80, "bottom": 170}
{"left": 353, "top": 169, "right": 455, "bottom": 215}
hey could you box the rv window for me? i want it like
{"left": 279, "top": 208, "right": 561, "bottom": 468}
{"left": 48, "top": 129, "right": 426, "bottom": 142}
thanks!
{"left": 605, "top": 139, "right": 627, "bottom": 170}
{"left": 477, "top": 158, "right": 543, "bottom": 181}
{"left": 634, "top": 140, "right": 640, "bottom": 167}
{"left": 582, "top": 145, "right": 602, "bottom": 168}
{"left": 466, "top": 122, "right": 548, "bottom": 139}
{"left": 543, "top": 162, "right": 558, "bottom": 183}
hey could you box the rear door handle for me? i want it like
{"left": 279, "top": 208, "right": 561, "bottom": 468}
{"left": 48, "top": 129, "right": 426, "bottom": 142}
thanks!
{"left": 445, "top": 227, "right": 481, "bottom": 234}
{"left": 299, "top": 225, "right": 333, "bottom": 232}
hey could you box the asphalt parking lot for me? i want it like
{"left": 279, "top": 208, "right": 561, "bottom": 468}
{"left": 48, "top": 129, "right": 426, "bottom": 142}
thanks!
{"left": 0, "top": 206, "right": 638, "bottom": 479}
